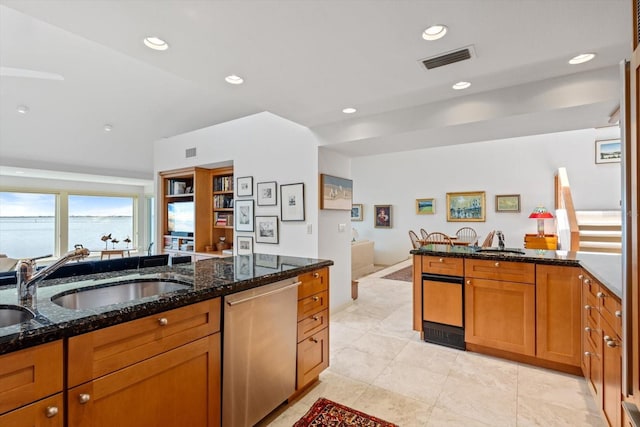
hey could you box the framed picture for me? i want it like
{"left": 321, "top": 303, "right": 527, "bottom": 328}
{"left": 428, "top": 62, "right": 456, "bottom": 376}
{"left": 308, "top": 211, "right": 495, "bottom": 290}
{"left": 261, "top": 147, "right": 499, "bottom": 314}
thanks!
{"left": 236, "top": 176, "right": 253, "bottom": 196}
{"left": 446, "top": 191, "right": 486, "bottom": 222}
{"left": 236, "top": 235, "right": 253, "bottom": 255}
{"left": 416, "top": 198, "right": 435, "bottom": 215}
{"left": 320, "top": 174, "right": 353, "bottom": 210}
{"left": 495, "top": 194, "right": 521, "bottom": 213}
{"left": 280, "top": 183, "right": 305, "bottom": 221}
{"left": 255, "top": 216, "right": 279, "bottom": 244}
{"left": 595, "top": 139, "right": 621, "bottom": 164}
{"left": 234, "top": 255, "right": 253, "bottom": 280}
{"left": 235, "top": 199, "right": 254, "bottom": 231}
{"left": 255, "top": 253, "right": 278, "bottom": 268}
{"left": 374, "top": 205, "right": 392, "bottom": 228}
{"left": 351, "top": 203, "right": 363, "bottom": 221}
{"left": 257, "top": 181, "right": 277, "bottom": 206}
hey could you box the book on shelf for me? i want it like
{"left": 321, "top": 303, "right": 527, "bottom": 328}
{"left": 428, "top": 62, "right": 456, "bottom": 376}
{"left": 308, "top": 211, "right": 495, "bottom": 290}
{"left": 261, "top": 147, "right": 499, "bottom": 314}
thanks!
{"left": 214, "top": 175, "right": 233, "bottom": 192}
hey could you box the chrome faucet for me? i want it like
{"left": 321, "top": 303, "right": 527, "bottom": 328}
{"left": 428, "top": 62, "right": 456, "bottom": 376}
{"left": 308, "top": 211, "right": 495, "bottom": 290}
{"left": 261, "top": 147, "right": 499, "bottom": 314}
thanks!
{"left": 496, "top": 231, "right": 505, "bottom": 250}
{"left": 17, "top": 244, "right": 90, "bottom": 306}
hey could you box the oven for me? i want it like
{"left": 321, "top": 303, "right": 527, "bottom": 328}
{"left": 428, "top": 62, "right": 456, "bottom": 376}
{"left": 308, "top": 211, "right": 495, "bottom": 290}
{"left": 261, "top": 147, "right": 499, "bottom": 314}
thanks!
{"left": 422, "top": 272, "right": 465, "bottom": 350}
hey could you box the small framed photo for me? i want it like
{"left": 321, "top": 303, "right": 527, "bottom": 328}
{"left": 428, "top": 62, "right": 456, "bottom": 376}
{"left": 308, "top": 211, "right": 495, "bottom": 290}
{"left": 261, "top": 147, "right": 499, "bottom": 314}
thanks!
{"left": 255, "top": 253, "right": 278, "bottom": 268}
{"left": 236, "top": 236, "right": 253, "bottom": 255}
{"left": 235, "top": 199, "right": 254, "bottom": 232}
{"left": 595, "top": 139, "right": 621, "bottom": 164}
{"left": 495, "top": 194, "right": 521, "bottom": 213}
{"left": 280, "top": 183, "right": 305, "bottom": 221}
{"left": 374, "top": 205, "right": 392, "bottom": 228}
{"left": 257, "top": 181, "right": 277, "bottom": 206}
{"left": 351, "top": 203, "right": 363, "bottom": 221}
{"left": 236, "top": 176, "right": 253, "bottom": 197}
{"left": 255, "top": 216, "right": 279, "bottom": 244}
{"left": 416, "top": 198, "right": 435, "bottom": 215}
{"left": 446, "top": 191, "right": 486, "bottom": 222}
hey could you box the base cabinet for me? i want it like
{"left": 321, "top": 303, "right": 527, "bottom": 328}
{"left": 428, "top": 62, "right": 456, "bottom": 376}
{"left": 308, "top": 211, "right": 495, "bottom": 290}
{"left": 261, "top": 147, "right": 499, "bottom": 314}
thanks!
{"left": 0, "top": 393, "right": 64, "bottom": 427}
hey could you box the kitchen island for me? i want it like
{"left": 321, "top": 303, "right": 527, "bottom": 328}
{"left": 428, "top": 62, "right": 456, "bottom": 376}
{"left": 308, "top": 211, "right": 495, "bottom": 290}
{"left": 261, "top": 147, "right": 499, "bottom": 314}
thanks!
{"left": 0, "top": 254, "right": 333, "bottom": 427}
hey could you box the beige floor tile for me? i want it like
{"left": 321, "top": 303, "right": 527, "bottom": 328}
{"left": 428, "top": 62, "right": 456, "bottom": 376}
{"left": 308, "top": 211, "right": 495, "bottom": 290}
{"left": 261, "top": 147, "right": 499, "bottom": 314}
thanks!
{"left": 328, "top": 347, "right": 392, "bottom": 384}
{"left": 395, "top": 340, "right": 461, "bottom": 375}
{"left": 372, "top": 360, "right": 448, "bottom": 405}
{"left": 297, "top": 371, "right": 370, "bottom": 407}
{"left": 349, "top": 331, "right": 409, "bottom": 360}
{"left": 329, "top": 322, "right": 367, "bottom": 353}
{"left": 427, "top": 406, "right": 496, "bottom": 427}
{"left": 448, "top": 350, "right": 519, "bottom": 392}
{"left": 351, "top": 384, "right": 433, "bottom": 426}
{"left": 330, "top": 309, "right": 383, "bottom": 332}
{"left": 517, "top": 395, "right": 606, "bottom": 427}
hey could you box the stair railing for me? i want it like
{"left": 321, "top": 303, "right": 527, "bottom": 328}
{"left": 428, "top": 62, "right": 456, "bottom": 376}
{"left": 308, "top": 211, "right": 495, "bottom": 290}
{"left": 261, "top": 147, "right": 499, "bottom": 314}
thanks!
{"left": 555, "top": 168, "right": 580, "bottom": 251}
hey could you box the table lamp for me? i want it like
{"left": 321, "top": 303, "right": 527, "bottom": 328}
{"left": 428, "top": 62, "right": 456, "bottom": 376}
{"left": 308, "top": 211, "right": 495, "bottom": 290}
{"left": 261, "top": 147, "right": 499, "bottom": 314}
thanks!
{"left": 529, "top": 206, "right": 554, "bottom": 237}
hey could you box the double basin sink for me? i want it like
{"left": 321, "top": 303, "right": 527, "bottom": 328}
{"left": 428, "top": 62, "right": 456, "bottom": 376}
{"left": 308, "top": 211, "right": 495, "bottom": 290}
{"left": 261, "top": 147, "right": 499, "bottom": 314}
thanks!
{"left": 0, "top": 278, "right": 191, "bottom": 328}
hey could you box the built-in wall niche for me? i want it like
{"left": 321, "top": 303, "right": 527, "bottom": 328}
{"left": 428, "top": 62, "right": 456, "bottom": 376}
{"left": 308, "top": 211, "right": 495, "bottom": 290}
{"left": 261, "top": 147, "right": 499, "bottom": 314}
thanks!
{"left": 166, "top": 178, "right": 194, "bottom": 196}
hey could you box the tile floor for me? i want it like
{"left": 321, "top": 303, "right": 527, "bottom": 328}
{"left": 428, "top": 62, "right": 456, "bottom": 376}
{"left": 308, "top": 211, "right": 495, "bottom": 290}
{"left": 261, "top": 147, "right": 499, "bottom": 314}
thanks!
{"left": 262, "top": 260, "right": 604, "bottom": 426}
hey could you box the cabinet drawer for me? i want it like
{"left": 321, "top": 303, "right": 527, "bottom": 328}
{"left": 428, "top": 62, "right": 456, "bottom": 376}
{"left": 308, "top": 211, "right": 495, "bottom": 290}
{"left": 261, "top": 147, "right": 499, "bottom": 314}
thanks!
{"left": 297, "top": 290, "right": 328, "bottom": 321}
{"left": 464, "top": 259, "right": 534, "bottom": 283}
{"left": 584, "top": 313, "right": 601, "bottom": 354}
{"left": 584, "top": 292, "right": 601, "bottom": 332}
{"left": 422, "top": 256, "right": 464, "bottom": 276}
{"left": 580, "top": 271, "right": 599, "bottom": 300}
{"left": 297, "top": 309, "right": 329, "bottom": 343}
{"left": 297, "top": 328, "right": 329, "bottom": 389}
{"left": 298, "top": 268, "right": 329, "bottom": 299}
{"left": 0, "top": 341, "right": 63, "bottom": 415}
{"left": 0, "top": 392, "right": 63, "bottom": 426}
{"left": 68, "top": 298, "right": 221, "bottom": 387}
{"left": 598, "top": 287, "right": 622, "bottom": 335}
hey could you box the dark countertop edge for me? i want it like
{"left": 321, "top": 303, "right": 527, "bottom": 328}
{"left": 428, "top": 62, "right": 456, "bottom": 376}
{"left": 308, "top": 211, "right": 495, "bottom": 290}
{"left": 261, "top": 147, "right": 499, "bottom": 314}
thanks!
{"left": 0, "top": 259, "right": 333, "bottom": 356}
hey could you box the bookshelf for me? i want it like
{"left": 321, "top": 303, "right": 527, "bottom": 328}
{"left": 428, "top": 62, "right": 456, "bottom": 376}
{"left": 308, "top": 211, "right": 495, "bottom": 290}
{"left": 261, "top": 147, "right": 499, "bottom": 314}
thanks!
{"left": 211, "top": 167, "right": 234, "bottom": 251}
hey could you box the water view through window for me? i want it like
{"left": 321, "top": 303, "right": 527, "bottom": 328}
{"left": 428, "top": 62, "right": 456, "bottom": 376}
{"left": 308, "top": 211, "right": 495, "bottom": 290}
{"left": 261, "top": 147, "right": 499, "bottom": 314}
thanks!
{"left": 68, "top": 195, "right": 134, "bottom": 251}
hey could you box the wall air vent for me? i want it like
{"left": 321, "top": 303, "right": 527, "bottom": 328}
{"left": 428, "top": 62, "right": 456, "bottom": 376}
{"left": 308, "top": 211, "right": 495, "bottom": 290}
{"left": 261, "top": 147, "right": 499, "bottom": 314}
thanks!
{"left": 185, "top": 147, "right": 197, "bottom": 158}
{"left": 420, "top": 45, "right": 476, "bottom": 70}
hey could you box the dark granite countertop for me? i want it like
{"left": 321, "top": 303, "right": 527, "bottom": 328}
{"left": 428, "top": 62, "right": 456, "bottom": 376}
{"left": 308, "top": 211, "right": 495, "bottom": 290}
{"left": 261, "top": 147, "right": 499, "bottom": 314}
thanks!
{"left": 0, "top": 254, "right": 333, "bottom": 355}
{"left": 411, "top": 245, "right": 621, "bottom": 299}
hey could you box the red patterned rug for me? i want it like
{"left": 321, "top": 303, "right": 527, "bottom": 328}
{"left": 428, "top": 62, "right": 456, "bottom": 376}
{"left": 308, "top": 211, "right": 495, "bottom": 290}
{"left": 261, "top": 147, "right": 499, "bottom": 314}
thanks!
{"left": 293, "top": 397, "right": 398, "bottom": 427}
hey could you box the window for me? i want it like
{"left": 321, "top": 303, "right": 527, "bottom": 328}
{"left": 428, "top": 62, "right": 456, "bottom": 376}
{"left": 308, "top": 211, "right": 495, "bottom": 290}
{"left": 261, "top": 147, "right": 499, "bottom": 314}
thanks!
{"left": 68, "top": 195, "right": 134, "bottom": 251}
{"left": 0, "top": 192, "right": 56, "bottom": 258}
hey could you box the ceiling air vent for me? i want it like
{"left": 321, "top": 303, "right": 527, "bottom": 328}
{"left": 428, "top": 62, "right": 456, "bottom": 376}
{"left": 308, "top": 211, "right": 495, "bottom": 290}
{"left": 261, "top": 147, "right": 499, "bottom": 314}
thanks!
{"left": 420, "top": 45, "right": 475, "bottom": 70}
{"left": 185, "top": 147, "right": 197, "bottom": 158}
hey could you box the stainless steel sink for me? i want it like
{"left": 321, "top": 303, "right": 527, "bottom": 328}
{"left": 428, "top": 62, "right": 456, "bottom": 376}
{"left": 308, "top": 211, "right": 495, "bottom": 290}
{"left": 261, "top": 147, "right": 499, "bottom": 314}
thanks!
{"left": 474, "top": 248, "right": 526, "bottom": 255}
{"left": 51, "top": 279, "right": 191, "bottom": 310}
{"left": 0, "top": 304, "right": 35, "bottom": 328}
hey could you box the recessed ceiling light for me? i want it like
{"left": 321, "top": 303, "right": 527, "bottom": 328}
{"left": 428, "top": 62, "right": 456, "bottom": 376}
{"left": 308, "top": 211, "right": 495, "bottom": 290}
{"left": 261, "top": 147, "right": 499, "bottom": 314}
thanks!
{"left": 104, "top": 124, "right": 113, "bottom": 132}
{"left": 422, "top": 25, "right": 448, "bottom": 41}
{"left": 17, "top": 105, "right": 29, "bottom": 114}
{"left": 452, "top": 81, "right": 471, "bottom": 90}
{"left": 143, "top": 37, "right": 169, "bottom": 51}
{"left": 568, "top": 53, "right": 595, "bottom": 65}
{"left": 342, "top": 107, "right": 357, "bottom": 114}
{"left": 225, "top": 75, "right": 244, "bottom": 85}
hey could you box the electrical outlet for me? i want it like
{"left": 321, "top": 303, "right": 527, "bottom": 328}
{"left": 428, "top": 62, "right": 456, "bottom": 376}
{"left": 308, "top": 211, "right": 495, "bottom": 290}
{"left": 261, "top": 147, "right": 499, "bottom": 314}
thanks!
{"left": 338, "top": 223, "right": 346, "bottom": 232}
{"left": 307, "top": 224, "right": 312, "bottom": 234}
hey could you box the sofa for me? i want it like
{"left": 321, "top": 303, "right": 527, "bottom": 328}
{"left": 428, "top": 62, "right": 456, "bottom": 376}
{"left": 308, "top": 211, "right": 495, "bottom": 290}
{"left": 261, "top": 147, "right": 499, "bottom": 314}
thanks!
{"left": 351, "top": 240, "right": 375, "bottom": 280}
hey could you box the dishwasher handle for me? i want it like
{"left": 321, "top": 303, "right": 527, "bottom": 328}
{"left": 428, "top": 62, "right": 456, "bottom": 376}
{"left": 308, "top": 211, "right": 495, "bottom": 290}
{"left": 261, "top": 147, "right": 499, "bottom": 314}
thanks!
{"left": 226, "top": 281, "right": 302, "bottom": 306}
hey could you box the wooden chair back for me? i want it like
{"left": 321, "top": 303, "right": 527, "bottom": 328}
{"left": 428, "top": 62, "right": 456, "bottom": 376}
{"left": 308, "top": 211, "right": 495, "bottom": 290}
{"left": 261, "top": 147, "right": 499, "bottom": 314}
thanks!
{"left": 425, "top": 232, "right": 453, "bottom": 246}
{"left": 408, "top": 230, "right": 421, "bottom": 249}
{"left": 481, "top": 230, "right": 495, "bottom": 248}
{"left": 419, "top": 228, "right": 429, "bottom": 240}
{"left": 455, "top": 227, "right": 478, "bottom": 245}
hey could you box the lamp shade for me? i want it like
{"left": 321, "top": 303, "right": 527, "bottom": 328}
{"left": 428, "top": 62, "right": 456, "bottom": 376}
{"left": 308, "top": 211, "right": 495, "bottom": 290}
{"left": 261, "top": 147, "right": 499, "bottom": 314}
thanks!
{"left": 529, "top": 206, "right": 553, "bottom": 236}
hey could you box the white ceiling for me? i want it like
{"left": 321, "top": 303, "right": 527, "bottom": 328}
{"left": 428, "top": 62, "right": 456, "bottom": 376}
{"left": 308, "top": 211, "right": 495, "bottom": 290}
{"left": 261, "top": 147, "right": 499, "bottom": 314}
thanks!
{"left": 0, "top": 0, "right": 630, "bottom": 184}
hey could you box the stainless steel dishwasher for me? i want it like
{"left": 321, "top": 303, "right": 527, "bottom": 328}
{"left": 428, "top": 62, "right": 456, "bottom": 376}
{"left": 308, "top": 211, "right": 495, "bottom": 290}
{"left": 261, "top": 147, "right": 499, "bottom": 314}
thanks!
{"left": 222, "top": 277, "right": 300, "bottom": 427}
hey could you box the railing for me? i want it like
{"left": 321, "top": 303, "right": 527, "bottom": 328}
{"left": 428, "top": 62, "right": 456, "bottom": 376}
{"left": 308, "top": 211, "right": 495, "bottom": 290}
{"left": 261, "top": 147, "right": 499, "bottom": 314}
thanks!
{"left": 554, "top": 168, "right": 580, "bottom": 251}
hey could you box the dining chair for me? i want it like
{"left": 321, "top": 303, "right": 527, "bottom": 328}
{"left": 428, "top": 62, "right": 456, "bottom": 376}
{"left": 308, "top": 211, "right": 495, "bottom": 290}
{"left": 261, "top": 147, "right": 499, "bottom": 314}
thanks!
{"left": 481, "top": 230, "right": 495, "bottom": 248}
{"left": 419, "top": 228, "right": 429, "bottom": 240}
{"left": 409, "top": 230, "right": 421, "bottom": 249}
{"left": 455, "top": 226, "right": 478, "bottom": 245}
{"left": 425, "top": 232, "right": 454, "bottom": 246}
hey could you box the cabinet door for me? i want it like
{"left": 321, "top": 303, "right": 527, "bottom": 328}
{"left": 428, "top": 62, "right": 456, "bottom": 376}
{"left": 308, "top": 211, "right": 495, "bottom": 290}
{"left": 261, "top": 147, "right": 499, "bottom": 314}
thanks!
{"left": 584, "top": 338, "right": 602, "bottom": 402}
{"left": 298, "top": 268, "right": 329, "bottom": 299}
{"left": 536, "top": 265, "right": 581, "bottom": 366}
{"left": 297, "top": 328, "right": 329, "bottom": 389}
{"left": 602, "top": 320, "right": 622, "bottom": 427}
{"left": 465, "top": 278, "right": 535, "bottom": 356}
{"left": 67, "top": 335, "right": 221, "bottom": 427}
{"left": 0, "top": 393, "right": 63, "bottom": 427}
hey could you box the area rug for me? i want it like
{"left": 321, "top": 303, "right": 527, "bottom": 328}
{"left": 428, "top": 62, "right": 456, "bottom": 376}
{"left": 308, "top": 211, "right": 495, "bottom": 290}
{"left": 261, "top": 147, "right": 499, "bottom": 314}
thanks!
{"left": 294, "top": 397, "right": 398, "bottom": 427}
{"left": 381, "top": 265, "right": 413, "bottom": 282}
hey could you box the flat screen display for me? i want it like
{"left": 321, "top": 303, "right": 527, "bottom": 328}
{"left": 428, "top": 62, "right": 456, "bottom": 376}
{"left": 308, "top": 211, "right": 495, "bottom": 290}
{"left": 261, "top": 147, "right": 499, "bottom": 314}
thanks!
{"left": 167, "top": 201, "right": 194, "bottom": 235}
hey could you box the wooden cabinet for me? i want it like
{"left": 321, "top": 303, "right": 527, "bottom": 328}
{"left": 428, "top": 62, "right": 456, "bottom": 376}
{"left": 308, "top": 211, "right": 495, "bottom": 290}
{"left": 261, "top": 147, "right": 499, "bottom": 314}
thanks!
{"left": 523, "top": 233, "right": 558, "bottom": 249}
{"left": 421, "top": 255, "right": 464, "bottom": 276}
{"left": 67, "top": 299, "right": 221, "bottom": 427}
{"left": 0, "top": 340, "right": 63, "bottom": 424}
{"left": 464, "top": 259, "right": 535, "bottom": 356}
{"left": 211, "top": 167, "right": 234, "bottom": 249}
{"left": 295, "top": 267, "right": 330, "bottom": 390}
{"left": 536, "top": 265, "right": 581, "bottom": 367}
{"left": 602, "top": 317, "right": 622, "bottom": 427}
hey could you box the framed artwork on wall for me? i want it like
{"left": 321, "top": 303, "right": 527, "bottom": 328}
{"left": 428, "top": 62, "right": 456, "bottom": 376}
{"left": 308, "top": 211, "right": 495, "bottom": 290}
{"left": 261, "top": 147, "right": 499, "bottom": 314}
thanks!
{"left": 374, "top": 205, "right": 391, "bottom": 228}
{"left": 236, "top": 176, "right": 253, "bottom": 197}
{"left": 351, "top": 203, "right": 363, "bottom": 221}
{"left": 495, "top": 194, "right": 521, "bottom": 212}
{"left": 235, "top": 199, "right": 254, "bottom": 231}
{"left": 595, "top": 139, "right": 621, "bottom": 164}
{"left": 255, "top": 216, "right": 279, "bottom": 244}
{"left": 236, "top": 236, "right": 253, "bottom": 255}
{"left": 280, "top": 183, "right": 305, "bottom": 221}
{"left": 446, "top": 191, "right": 486, "bottom": 222}
{"left": 257, "top": 181, "right": 277, "bottom": 206}
{"left": 416, "top": 198, "right": 435, "bottom": 214}
{"left": 320, "top": 174, "right": 353, "bottom": 210}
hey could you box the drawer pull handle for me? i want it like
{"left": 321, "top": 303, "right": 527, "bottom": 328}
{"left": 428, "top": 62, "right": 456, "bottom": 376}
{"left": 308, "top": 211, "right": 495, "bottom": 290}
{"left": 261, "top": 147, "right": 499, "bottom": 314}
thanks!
{"left": 158, "top": 317, "right": 168, "bottom": 326}
{"left": 604, "top": 335, "right": 612, "bottom": 342}
{"left": 615, "top": 310, "right": 622, "bottom": 318}
{"left": 78, "top": 393, "right": 91, "bottom": 404}
{"left": 584, "top": 326, "right": 591, "bottom": 332}
{"left": 584, "top": 305, "right": 592, "bottom": 310}
{"left": 466, "top": 280, "right": 472, "bottom": 285}
{"left": 313, "top": 272, "right": 320, "bottom": 278}
{"left": 584, "top": 351, "right": 592, "bottom": 357}
{"left": 312, "top": 296, "right": 320, "bottom": 301}
{"left": 584, "top": 279, "right": 591, "bottom": 285}
{"left": 597, "top": 292, "right": 605, "bottom": 298}
{"left": 439, "top": 258, "right": 444, "bottom": 263}
{"left": 312, "top": 316, "right": 319, "bottom": 321}
{"left": 494, "top": 262, "right": 500, "bottom": 267}
{"left": 578, "top": 274, "right": 584, "bottom": 280}
{"left": 310, "top": 337, "right": 318, "bottom": 343}
{"left": 606, "top": 340, "right": 618, "bottom": 348}
{"left": 45, "top": 406, "right": 59, "bottom": 418}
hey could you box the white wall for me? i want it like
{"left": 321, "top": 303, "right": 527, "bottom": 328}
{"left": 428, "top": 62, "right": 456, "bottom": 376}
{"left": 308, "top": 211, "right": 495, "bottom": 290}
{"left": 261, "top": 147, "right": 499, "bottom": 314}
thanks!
{"left": 351, "top": 128, "right": 621, "bottom": 265}
{"left": 318, "top": 148, "right": 352, "bottom": 312}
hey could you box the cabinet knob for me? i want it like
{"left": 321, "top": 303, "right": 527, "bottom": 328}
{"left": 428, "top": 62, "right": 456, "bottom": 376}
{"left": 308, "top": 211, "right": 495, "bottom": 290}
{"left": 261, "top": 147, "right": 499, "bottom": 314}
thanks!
{"left": 439, "top": 258, "right": 444, "bottom": 263}
{"left": 584, "top": 351, "right": 592, "bottom": 357}
{"left": 158, "top": 317, "right": 168, "bottom": 326}
{"left": 312, "top": 316, "right": 319, "bottom": 321}
{"left": 596, "top": 292, "right": 605, "bottom": 298}
{"left": 310, "top": 337, "right": 318, "bottom": 343}
{"left": 313, "top": 272, "right": 320, "bottom": 278}
{"left": 584, "top": 304, "right": 592, "bottom": 310}
{"left": 615, "top": 310, "right": 622, "bottom": 318}
{"left": 466, "top": 280, "right": 472, "bottom": 285}
{"left": 578, "top": 274, "right": 584, "bottom": 280}
{"left": 584, "top": 326, "right": 591, "bottom": 332}
{"left": 584, "top": 279, "right": 591, "bottom": 285}
{"left": 78, "top": 393, "right": 91, "bottom": 404}
{"left": 604, "top": 335, "right": 612, "bottom": 342}
{"left": 312, "top": 296, "right": 320, "bottom": 302}
{"left": 606, "top": 340, "right": 618, "bottom": 348}
{"left": 45, "top": 406, "right": 59, "bottom": 418}
{"left": 494, "top": 262, "right": 500, "bottom": 267}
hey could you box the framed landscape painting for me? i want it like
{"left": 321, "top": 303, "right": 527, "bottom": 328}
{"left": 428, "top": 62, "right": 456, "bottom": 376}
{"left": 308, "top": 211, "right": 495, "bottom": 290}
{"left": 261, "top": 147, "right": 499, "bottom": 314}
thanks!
{"left": 446, "top": 191, "right": 486, "bottom": 222}
{"left": 351, "top": 204, "right": 363, "bottom": 221}
{"left": 495, "top": 194, "right": 520, "bottom": 213}
{"left": 595, "top": 139, "right": 621, "bottom": 164}
{"left": 416, "top": 198, "right": 435, "bottom": 215}
{"left": 320, "top": 174, "right": 353, "bottom": 210}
